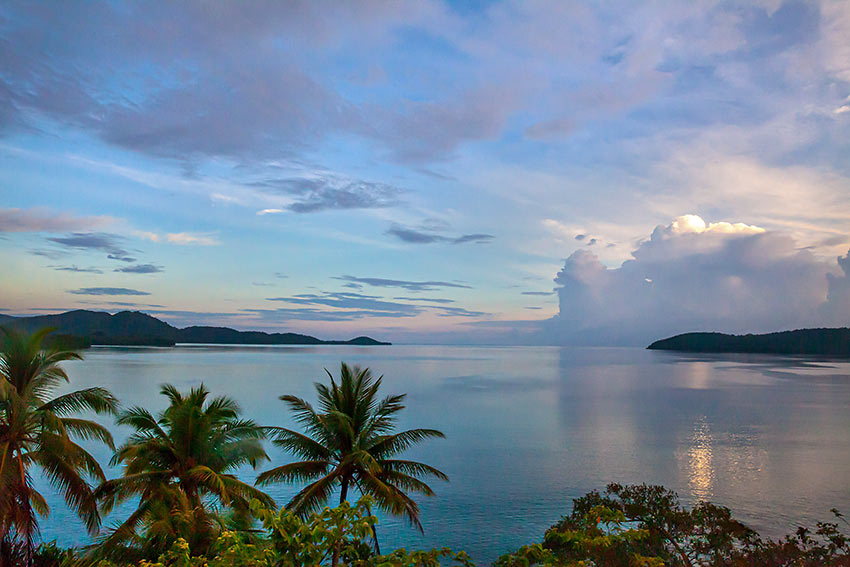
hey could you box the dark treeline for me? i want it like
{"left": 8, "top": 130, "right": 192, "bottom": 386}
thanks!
{"left": 1, "top": 328, "right": 849, "bottom": 566}
{"left": 0, "top": 310, "right": 390, "bottom": 347}
{"left": 648, "top": 328, "right": 850, "bottom": 356}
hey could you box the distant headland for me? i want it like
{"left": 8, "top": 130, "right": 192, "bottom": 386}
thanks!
{"left": 647, "top": 328, "right": 850, "bottom": 356}
{"left": 0, "top": 310, "right": 391, "bottom": 347}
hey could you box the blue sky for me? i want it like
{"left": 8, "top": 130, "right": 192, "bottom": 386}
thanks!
{"left": 1, "top": 1, "right": 849, "bottom": 344}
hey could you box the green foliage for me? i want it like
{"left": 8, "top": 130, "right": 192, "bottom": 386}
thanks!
{"left": 495, "top": 505, "right": 665, "bottom": 567}
{"left": 90, "top": 384, "right": 273, "bottom": 563}
{"left": 497, "top": 483, "right": 850, "bottom": 567}
{"left": 0, "top": 326, "right": 117, "bottom": 559}
{"left": 258, "top": 362, "right": 447, "bottom": 532}
{"left": 89, "top": 497, "right": 471, "bottom": 567}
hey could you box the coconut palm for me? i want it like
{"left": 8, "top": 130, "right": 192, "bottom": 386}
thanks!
{"left": 257, "top": 362, "right": 447, "bottom": 552}
{"left": 93, "top": 383, "right": 273, "bottom": 561}
{"left": 0, "top": 327, "right": 117, "bottom": 557}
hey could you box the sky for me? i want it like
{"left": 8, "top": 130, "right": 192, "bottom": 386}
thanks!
{"left": 1, "top": 0, "right": 849, "bottom": 345}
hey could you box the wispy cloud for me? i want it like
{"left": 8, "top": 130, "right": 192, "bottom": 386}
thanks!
{"left": 114, "top": 264, "right": 163, "bottom": 274}
{"left": 386, "top": 223, "right": 494, "bottom": 245}
{"left": 47, "top": 233, "right": 136, "bottom": 262}
{"left": 136, "top": 230, "right": 220, "bottom": 246}
{"left": 53, "top": 265, "right": 103, "bottom": 274}
{"left": 68, "top": 287, "right": 151, "bottom": 296}
{"left": 393, "top": 296, "right": 455, "bottom": 304}
{"left": 0, "top": 208, "right": 113, "bottom": 233}
{"left": 243, "top": 307, "right": 415, "bottom": 322}
{"left": 251, "top": 175, "right": 402, "bottom": 213}
{"left": 334, "top": 275, "right": 472, "bottom": 292}
{"left": 166, "top": 232, "right": 219, "bottom": 246}
{"left": 267, "top": 291, "right": 421, "bottom": 315}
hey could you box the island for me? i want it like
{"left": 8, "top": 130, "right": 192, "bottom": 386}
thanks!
{"left": 647, "top": 328, "right": 850, "bottom": 356}
{"left": 0, "top": 310, "right": 390, "bottom": 347}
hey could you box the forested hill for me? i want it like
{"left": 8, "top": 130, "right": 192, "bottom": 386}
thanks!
{"left": 0, "top": 310, "right": 390, "bottom": 347}
{"left": 647, "top": 328, "right": 850, "bottom": 356}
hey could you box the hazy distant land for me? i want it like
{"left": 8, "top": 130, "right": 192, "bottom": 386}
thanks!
{"left": 0, "top": 310, "right": 390, "bottom": 347}
{"left": 648, "top": 328, "right": 850, "bottom": 356}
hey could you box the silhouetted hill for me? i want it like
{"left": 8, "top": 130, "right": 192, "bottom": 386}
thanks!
{"left": 647, "top": 328, "right": 850, "bottom": 356}
{"left": 0, "top": 310, "right": 390, "bottom": 347}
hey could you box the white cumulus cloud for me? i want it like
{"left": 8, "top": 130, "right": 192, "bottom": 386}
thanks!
{"left": 543, "top": 215, "right": 850, "bottom": 345}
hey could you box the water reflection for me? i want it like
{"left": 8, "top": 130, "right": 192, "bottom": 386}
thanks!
{"left": 683, "top": 417, "right": 714, "bottom": 501}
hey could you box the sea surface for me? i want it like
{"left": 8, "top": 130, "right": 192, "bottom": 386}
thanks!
{"left": 37, "top": 345, "right": 850, "bottom": 564}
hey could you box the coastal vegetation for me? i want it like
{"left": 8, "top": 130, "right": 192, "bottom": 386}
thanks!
{"left": 91, "top": 385, "right": 274, "bottom": 563}
{"left": 0, "top": 327, "right": 117, "bottom": 562}
{"left": 0, "top": 311, "right": 390, "bottom": 348}
{"left": 648, "top": 328, "right": 850, "bottom": 356}
{"left": 2, "top": 328, "right": 850, "bottom": 566}
{"left": 257, "top": 363, "right": 448, "bottom": 562}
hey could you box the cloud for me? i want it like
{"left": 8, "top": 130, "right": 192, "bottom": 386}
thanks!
{"left": 77, "top": 300, "right": 165, "bottom": 308}
{"left": 0, "top": 208, "right": 113, "bottom": 232}
{"left": 431, "top": 305, "right": 488, "bottom": 318}
{"left": 136, "top": 230, "right": 220, "bottom": 245}
{"left": 385, "top": 224, "right": 494, "bottom": 245}
{"left": 824, "top": 250, "right": 850, "bottom": 322}
{"left": 521, "top": 291, "right": 554, "bottom": 296}
{"left": 243, "top": 307, "right": 413, "bottom": 322}
{"left": 114, "top": 264, "right": 163, "bottom": 274}
{"left": 393, "top": 296, "right": 455, "bottom": 304}
{"left": 267, "top": 291, "right": 421, "bottom": 315}
{"left": 524, "top": 117, "right": 576, "bottom": 140}
{"left": 134, "top": 231, "right": 161, "bottom": 242}
{"left": 53, "top": 265, "right": 103, "bottom": 274}
{"left": 334, "top": 275, "right": 472, "bottom": 291}
{"left": 68, "top": 287, "right": 151, "bottom": 296}
{"left": 166, "top": 232, "right": 219, "bottom": 246}
{"left": 47, "top": 232, "right": 135, "bottom": 262}
{"left": 544, "top": 215, "right": 850, "bottom": 345}
{"left": 257, "top": 290, "right": 486, "bottom": 321}
{"left": 252, "top": 176, "right": 402, "bottom": 213}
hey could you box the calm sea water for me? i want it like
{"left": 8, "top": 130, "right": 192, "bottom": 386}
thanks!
{"left": 37, "top": 345, "right": 850, "bottom": 564}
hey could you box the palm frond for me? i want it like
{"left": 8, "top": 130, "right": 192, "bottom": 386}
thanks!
{"left": 256, "top": 460, "right": 332, "bottom": 486}
{"left": 367, "top": 428, "right": 446, "bottom": 458}
{"left": 378, "top": 459, "right": 449, "bottom": 482}
{"left": 39, "top": 387, "right": 118, "bottom": 417}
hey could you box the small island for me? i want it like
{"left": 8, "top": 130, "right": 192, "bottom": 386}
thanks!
{"left": 0, "top": 310, "right": 391, "bottom": 347}
{"left": 647, "top": 328, "right": 850, "bottom": 356}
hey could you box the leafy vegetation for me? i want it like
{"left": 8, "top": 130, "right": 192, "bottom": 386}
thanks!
{"left": 495, "top": 483, "right": 850, "bottom": 566}
{"left": 257, "top": 363, "right": 447, "bottom": 563}
{"left": 91, "top": 384, "right": 273, "bottom": 563}
{"left": 0, "top": 327, "right": 117, "bottom": 563}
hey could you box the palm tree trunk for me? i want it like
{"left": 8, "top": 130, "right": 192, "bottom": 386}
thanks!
{"left": 331, "top": 476, "right": 350, "bottom": 567}
{"left": 0, "top": 442, "right": 10, "bottom": 481}
{"left": 364, "top": 503, "right": 380, "bottom": 555}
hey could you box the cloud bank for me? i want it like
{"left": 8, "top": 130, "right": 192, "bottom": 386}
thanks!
{"left": 545, "top": 215, "right": 850, "bottom": 345}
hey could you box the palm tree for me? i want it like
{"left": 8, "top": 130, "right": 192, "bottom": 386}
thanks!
{"left": 93, "top": 383, "right": 273, "bottom": 561}
{"left": 0, "top": 327, "right": 117, "bottom": 558}
{"left": 257, "top": 362, "right": 447, "bottom": 559}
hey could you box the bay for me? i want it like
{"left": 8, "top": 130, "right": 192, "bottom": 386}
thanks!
{"left": 37, "top": 345, "right": 850, "bottom": 564}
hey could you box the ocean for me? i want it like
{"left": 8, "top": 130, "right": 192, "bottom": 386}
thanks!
{"left": 36, "top": 345, "right": 850, "bottom": 564}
